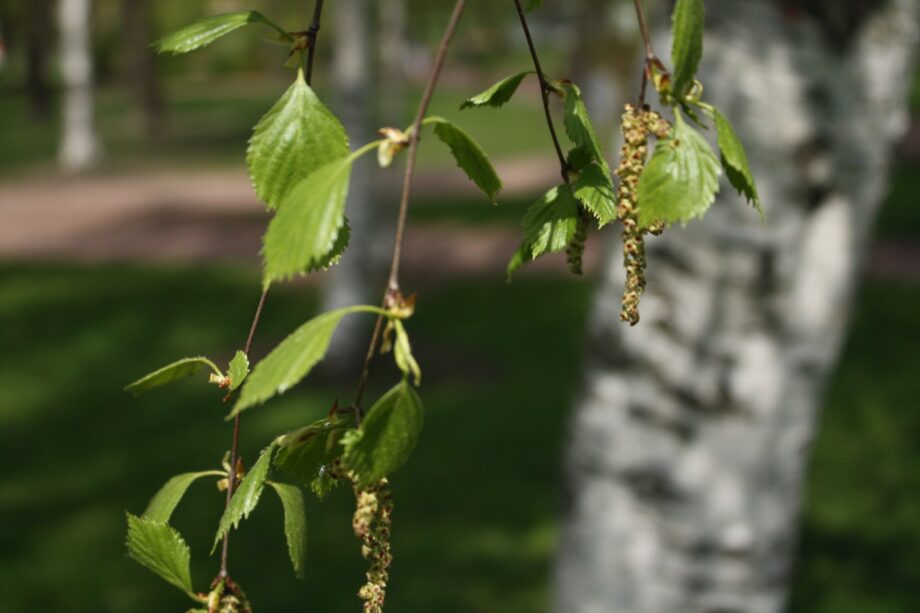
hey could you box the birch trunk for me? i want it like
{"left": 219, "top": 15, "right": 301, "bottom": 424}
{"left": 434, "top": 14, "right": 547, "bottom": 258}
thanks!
{"left": 322, "top": 0, "right": 377, "bottom": 368}
{"left": 58, "top": 0, "right": 101, "bottom": 174}
{"left": 553, "top": 1, "right": 918, "bottom": 612}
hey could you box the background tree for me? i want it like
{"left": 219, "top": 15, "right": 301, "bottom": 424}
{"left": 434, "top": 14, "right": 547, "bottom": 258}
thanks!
{"left": 119, "top": 0, "right": 163, "bottom": 143}
{"left": 554, "top": 1, "right": 919, "bottom": 612}
{"left": 58, "top": 0, "right": 101, "bottom": 173}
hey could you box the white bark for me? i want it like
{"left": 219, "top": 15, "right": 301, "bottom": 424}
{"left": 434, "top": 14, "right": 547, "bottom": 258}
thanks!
{"left": 322, "top": 0, "right": 377, "bottom": 368}
{"left": 58, "top": 0, "right": 101, "bottom": 174}
{"left": 554, "top": 2, "right": 918, "bottom": 612}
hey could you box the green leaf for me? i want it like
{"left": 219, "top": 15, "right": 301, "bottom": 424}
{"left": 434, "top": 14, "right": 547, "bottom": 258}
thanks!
{"left": 232, "top": 306, "right": 383, "bottom": 416}
{"left": 424, "top": 117, "right": 503, "bottom": 204}
{"left": 213, "top": 444, "right": 275, "bottom": 552}
{"left": 261, "top": 155, "right": 353, "bottom": 285}
{"left": 525, "top": 0, "right": 544, "bottom": 11}
{"left": 227, "top": 351, "right": 250, "bottom": 392}
{"left": 524, "top": 184, "right": 582, "bottom": 258}
{"left": 711, "top": 107, "right": 763, "bottom": 218}
{"left": 268, "top": 482, "right": 307, "bottom": 579}
{"left": 670, "top": 0, "right": 705, "bottom": 98}
{"left": 562, "top": 83, "right": 609, "bottom": 173}
{"left": 341, "top": 382, "right": 424, "bottom": 488}
{"left": 393, "top": 320, "right": 422, "bottom": 386}
{"left": 247, "top": 69, "right": 350, "bottom": 210}
{"left": 126, "top": 514, "right": 194, "bottom": 597}
{"left": 572, "top": 162, "right": 617, "bottom": 227}
{"left": 637, "top": 109, "right": 721, "bottom": 227}
{"left": 153, "top": 11, "right": 283, "bottom": 55}
{"left": 125, "top": 357, "right": 221, "bottom": 397}
{"left": 461, "top": 72, "right": 533, "bottom": 109}
{"left": 274, "top": 413, "right": 354, "bottom": 488}
{"left": 144, "top": 471, "right": 223, "bottom": 523}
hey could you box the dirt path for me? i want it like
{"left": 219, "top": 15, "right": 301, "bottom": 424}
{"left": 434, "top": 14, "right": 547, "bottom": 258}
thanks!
{"left": 0, "top": 161, "right": 916, "bottom": 281}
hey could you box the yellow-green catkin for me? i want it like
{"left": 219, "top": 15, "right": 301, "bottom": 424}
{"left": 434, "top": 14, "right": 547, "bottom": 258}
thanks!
{"left": 566, "top": 208, "right": 591, "bottom": 275}
{"left": 352, "top": 478, "right": 393, "bottom": 613}
{"left": 615, "top": 104, "right": 670, "bottom": 325}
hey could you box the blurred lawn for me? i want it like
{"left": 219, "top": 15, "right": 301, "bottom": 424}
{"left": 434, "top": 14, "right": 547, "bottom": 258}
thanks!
{"left": 0, "top": 257, "right": 918, "bottom": 611}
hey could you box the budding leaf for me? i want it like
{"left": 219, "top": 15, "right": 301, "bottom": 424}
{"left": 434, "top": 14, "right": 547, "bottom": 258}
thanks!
{"left": 213, "top": 444, "right": 275, "bottom": 552}
{"left": 562, "top": 83, "right": 610, "bottom": 174}
{"left": 461, "top": 71, "right": 533, "bottom": 109}
{"left": 424, "top": 117, "right": 502, "bottom": 204}
{"left": 233, "top": 306, "right": 382, "bottom": 415}
{"left": 262, "top": 156, "right": 353, "bottom": 285}
{"left": 393, "top": 320, "right": 422, "bottom": 386}
{"left": 125, "top": 357, "right": 221, "bottom": 397}
{"left": 274, "top": 413, "right": 354, "bottom": 489}
{"left": 267, "top": 482, "right": 307, "bottom": 580}
{"left": 144, "top": 471, "right": 223, "bottom": 524}
{"left": 153, "top": 11, "right": 283, "bottom": 55}
{"left": 712, "top": 107, "right": 763, "bottom": 218}
{"left": 247, "top": 69, "right": 349, "bottom": 210}
{"left": 572, "top": 162, "right": 618, "bottom": 227}
{"left": 227, "top": 351, "right": 250, "bottom": 392}
{"left": 637, "top": 110, "right": 721, "bottom": 227}
{"left": 342, "top": 382, "right": 424, "bottom": 488}
{"left": 670, "top": 0, "right": 705, "bottom": 99}
{"left": 125, "top": 514, "right": 194, "bottom": 597}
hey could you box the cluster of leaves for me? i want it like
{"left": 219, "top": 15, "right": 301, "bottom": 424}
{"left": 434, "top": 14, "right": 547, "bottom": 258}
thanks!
{"left": 124, "top": 7, "right": 503, "bottom": 610}
{"left": 467, "top": 0, "right": 759, "bottom": 300}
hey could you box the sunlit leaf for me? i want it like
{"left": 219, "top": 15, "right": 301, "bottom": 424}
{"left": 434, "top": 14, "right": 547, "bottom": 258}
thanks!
{"left": 153, "top": 11, "right": 286, "bottom": 55}
{"left": 126, "top": 514, "right": 194, "bottom": 597}
{"left": 637, "top": 109, "right": 721, "bottom": 227}
{"left": 670, "top": 0, "right": 705, "bottom": 98}
{"left": 213, "top": 444, "right": 275, "bottom": 551}
{"left": 144, "top": 471, "right": 223, "bottom": 524}
{"left": 461, "top": 72, "right": 533, "bottom": 109}
{"left": 424, "top": 117, "right": 503, "bottom": 204}
{"left": 247, "top": 69, "right": 349, "bottom": 210}
{"left": 124, "top": 357, "right": 221, "bottom": 397}
{"left": 711, "top": 107, "right": 763, "bottom": 218}
{"left": 227, "top": 351, "right": 249, "bottom": 392}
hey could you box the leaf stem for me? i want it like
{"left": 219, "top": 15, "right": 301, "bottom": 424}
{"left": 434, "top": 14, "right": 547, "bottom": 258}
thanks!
{"left": 218, "top": 0, "right": 326, "bottom": 582}
{"left": 351, "top": 0, "right": 468, "bottom": 413}
{"left": 512, "top": 0, "right": 569, "bottom": 183}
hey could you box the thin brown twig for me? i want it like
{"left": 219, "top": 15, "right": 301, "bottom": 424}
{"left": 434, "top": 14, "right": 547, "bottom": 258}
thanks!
{"left": 632, "top": 0, "right": 657, "bottom": 105}
{"left": 218, "top": 0, "right": 326, "bottom": 581}
{"left": 512, "top": 0, "right": 569, "bottom": 183}
{"left": 351, "top": 0, "right": 469, "bottom": 412}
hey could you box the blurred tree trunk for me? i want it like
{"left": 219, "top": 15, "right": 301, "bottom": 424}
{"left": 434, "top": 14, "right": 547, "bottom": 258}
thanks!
{"left": 322, "top": 0, "right": 377, "bottom": 369}
{"left": 553, "top": 1, "right": 918, "bottom": 612}
{"left": 25, "top": 0, "right": 52, "bottom": 120}
{"left": 120, "top": 0, "right": 163, "bottom": 143}
{"left": 58, "top": 0, "right": 100, "bottom": 173}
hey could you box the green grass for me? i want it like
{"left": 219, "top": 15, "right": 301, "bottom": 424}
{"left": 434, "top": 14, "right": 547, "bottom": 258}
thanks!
{"left": 0, "top": 261, "right": 918, "bottom": 612}
{"left": 0, "top": 264, "right": 591, "bottom": 612}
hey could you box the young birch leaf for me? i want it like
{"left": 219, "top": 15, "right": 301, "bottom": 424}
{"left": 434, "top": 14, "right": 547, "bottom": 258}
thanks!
{"left": 562, "top": 83, "right": 609, "bottom": 173}
{"left": 267, "top": 482, "right": 307, "bottom": 579}
{"left": 424, "top": 117, "right": 502, "bottom": 204}
{"left": 125, "top": 357, "right": 221, "bottom": 397}
{"left": 153, "top": 11, "right": 283, "bottom": 55}
{"left": 572, "top": 162, "right": 618, "bottom": 227}
{"left": 144, "top": 471, "right": 224, "bottom": 524}
{"left": 461, "top": 72, "right": 533, "bottom": 109}
{"left": 213, "top": 444, "right": 275, "bottom": 552}
{"left": 274, "top": 414, "right": 354, "bottom": 487}
{"left": 712, "top": 107, "right": 763, "bottom": 218}
{"left": 232, "top": 306, "right": 382, "bottom": 416}
{"left": 126, "top": 514, "right": 194, "bottom": 597}
{"left": 227, "top": 351, "right": 249, "bottom": 392}
{"left": 524, "top": 184, "right": 581, "bottom": 258}
{"left": 637, "top": 110, "right": 721, "bottom": 227}
{"left": 670, "top": 0, "right": 706, "bottom": 99}
{"left": 341, "top": 381, "right": 424, "bottom": 488}
{"left": 393, "top": 320, "right": 422, "bottom": 386}
{"left": 262, "top": 156, "right": 353, "bottom": 285}
{"left": 247, "top": 69, "right": 349, "bottom": 210}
